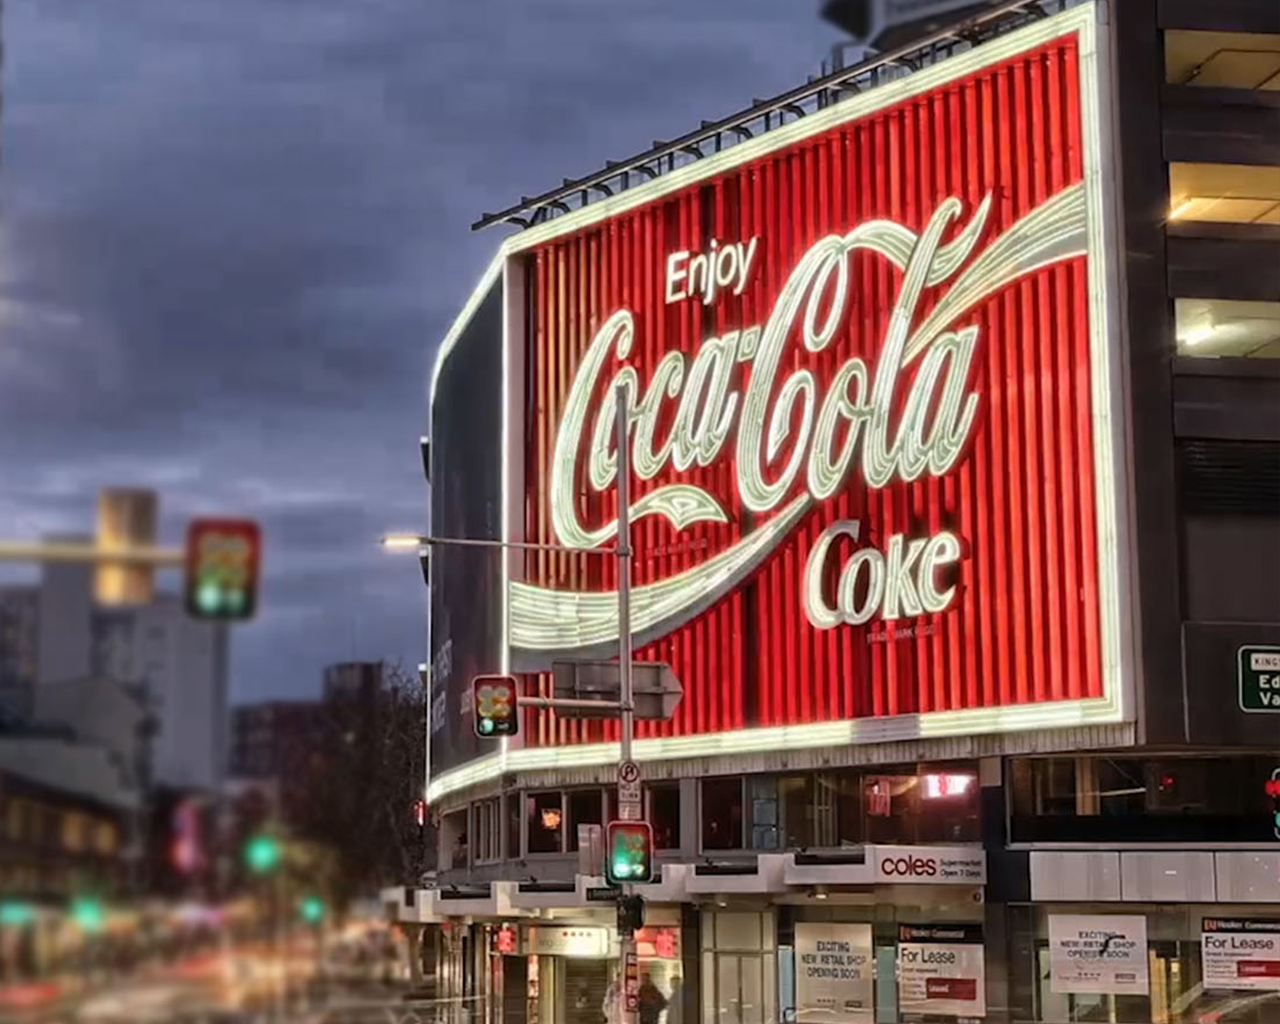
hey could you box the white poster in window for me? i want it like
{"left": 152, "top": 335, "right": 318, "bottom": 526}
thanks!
{"left": 795, "top": 923, "right": 875, "bottom": 1024}
{"left": 1202, "top": 919, "right": 1280, "bottom": 991}
{"left": 1048, "top": 915, "right": 1149, "bottom": 995}
{"left": 897, "top": 924, "right": 986, "bottom": 1018}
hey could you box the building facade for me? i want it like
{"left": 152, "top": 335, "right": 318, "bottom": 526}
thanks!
{"left": 421, "top": 3, "right": 1279, "bottom": 1024}
{"left": 0, "top": 546, "right": 230, "bottom": 793}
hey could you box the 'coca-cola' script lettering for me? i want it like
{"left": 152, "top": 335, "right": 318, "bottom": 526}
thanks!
{"left": 511, "top": 183, "right": 1088, "bottom": 654}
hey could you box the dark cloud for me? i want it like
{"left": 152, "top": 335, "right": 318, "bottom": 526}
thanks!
{"left": 2, "top": 0, "right": 838, "bottom": 702}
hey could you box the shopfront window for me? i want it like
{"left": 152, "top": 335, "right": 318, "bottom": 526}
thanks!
{"left": 1175, "top": 298, "right": 1279, "bottom": 358}
{"left": 649, "top": 783, "right": 680, "bottom": 850}
{"left": 702, "top": 778, "right": 744, "bottom": 851}
{"left": 526, "top": 791, "right": 564, "bottom": 854}
{"left": 1009, "top": 904, "right": 1280, "bottom": 1024}
{"left": 708, "top": 766, "right": 980, "bottom": 851}
{"left": 1011, "top": 755, "right": 1280, "bottom": 842}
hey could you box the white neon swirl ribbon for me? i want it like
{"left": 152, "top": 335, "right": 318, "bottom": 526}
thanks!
{"left": 513, "top": 183, "right": 1087, "bottom": 655}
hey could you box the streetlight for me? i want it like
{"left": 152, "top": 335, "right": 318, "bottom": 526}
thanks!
{"left": 379, "top": 534, "right": 424, "bottom": 551}
{"left": 386, "top": 384, "right": 640, "bottom": 1024}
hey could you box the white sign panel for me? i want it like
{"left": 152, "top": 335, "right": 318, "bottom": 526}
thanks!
{"left": 897, "top": 925, "right": 986, "bottom": 1018}
{"left": 874, "top": 846, "right": 985, "bottom": 884}
{"left": 524, "top": 926, "right": 613, "bottom": 958}
{"left": 1202, "top": 919, "right": 1280, "bottom": 991}
{"left": 618, "top": 760, "right": 643, "bottom": 815}
{"left": 795, "top": 923, "right": 875, "bottom": 1024}
{"left": 1048, "top": 915, "right": 1149, "bottom": 995}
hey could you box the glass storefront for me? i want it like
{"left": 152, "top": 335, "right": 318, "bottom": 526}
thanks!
{"left": 488, "top": 916, "right": 684, "bottom": 1024}
{"left": 1007, "top": 904, "right": 1280, "bottom": 1024}
{"left": 777, "top": 889, "right": 988, "bottom": 1024}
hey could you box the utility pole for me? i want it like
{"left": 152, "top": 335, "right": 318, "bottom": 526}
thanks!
{"left": 387, "top": 386, "right": 655, "bottom": 1024}
{"left": 614, "top": 383, "right": 639, "bottom": 1024}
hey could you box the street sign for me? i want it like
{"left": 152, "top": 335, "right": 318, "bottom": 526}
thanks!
{"left": 1238, "top": 645, "right": 1280, "bottom": 712}
{"left": 624, "top": 949, "right": 640, "bottom": 1012}
{"left": 586, "top": 886, "right": 619, "bottom": 902}
{"left": 551, "top": 661, "right": 683, "bottom": 720}
{"left": 618, "top": 801, "right": 644, "bottom": 821}
{"left": 617, "top": 759, "right": 642, "bottom": 811}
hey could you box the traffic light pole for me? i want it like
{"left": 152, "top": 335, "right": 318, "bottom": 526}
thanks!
{"left": 614, "top": 383, "right": 639, "bottom": 1024}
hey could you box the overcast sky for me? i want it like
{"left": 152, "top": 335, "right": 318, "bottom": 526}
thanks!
{"left": 1, "top": 1, "right": 838, "bottom": 704}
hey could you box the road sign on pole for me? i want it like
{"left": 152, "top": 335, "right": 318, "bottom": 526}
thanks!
{"left": 617, "top": 759, "right": 642, "bottom": 818}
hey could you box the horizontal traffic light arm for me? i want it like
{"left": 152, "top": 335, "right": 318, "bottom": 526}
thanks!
{"left": 519, "top": 695, "right": 625, "bottom": 712}
{"left": 0, "top": 540, "right": 184, "bottom": 566}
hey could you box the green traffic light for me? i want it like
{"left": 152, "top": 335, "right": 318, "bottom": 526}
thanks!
{"left": 605, "top": 822, "right": 653, "bottom": 885}
{"left": 299, "top": 895, "right": 324, "bottom": 924}
{"left": 478, "top": 718, "right": 494, "bottom": 735}
{"left": 0, "top": 901, "right": 34, "bottom": 927}
{"left": 245, "top": 834, "right": 281, "bottom": 874}
{"left": 71, "top": 896, "right": 104, "bottom": 933}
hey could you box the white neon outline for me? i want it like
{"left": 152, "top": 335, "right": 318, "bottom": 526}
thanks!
{"left": 513, "top": 185, "right": 1083, "bottom": 648}
{"left": 426, "top": 2, "right": 1134, "bottom": 801}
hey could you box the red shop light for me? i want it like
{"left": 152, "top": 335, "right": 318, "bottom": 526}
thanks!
{"left": 495, "top": 925, "right": 518, "bottom": 954}
{"left": 921, "top": 773, "right": 975, "bottom": 799}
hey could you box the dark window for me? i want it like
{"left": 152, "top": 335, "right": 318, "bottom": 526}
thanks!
{"left": 506, "top": 793, "right": 521, "bottom": 861}
{"left": 824, "top": 770, "right": 864, "bottom": 846}
{"left": 749, "top": 775, "right": 779, "bottom": 850}
{"left": 566, "top": 790, "right": 602, "bottom": 852}
{"left": 1011, "top": 755, "right": 1280, "bottom": 842}
{"left": 780, "top": 775, "right": 814, "bottom": 849}
{"left": 649, "top": 783, "right": 680, "bottom": 850}
{"left": 863, "top": 774, "right": 919, "bottom": 844}
{"left": 526, "top": 792, "right": 563, "bottom": 854}
{"left": 1010, "top": 757, "right": 1076, "bottom": 817}
{"left": 701, "top": 778, "right": 744, "bottom": 850}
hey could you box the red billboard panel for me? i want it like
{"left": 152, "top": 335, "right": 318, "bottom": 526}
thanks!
{"left": 430, "top": 5, "right": 1128, "bottom": 789}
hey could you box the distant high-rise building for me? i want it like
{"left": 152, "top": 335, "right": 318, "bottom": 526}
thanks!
{"left": 0, "top": 587, "right": 39, "bottom": 715}
{"left": 0, "top": 501, "right": 231, "bottom": 792}
{"left": 229, "top": 700, "right": 326, "bottom": 780}
{"left": 322, "top": 660, "right": 385, "bottom": 703}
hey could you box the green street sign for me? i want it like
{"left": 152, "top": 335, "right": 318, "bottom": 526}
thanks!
{"left": 1238, "top": 645, "right": 1280, "bottom": 713}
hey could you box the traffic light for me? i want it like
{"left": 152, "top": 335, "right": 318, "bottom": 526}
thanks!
{"left": 0, "top": 901, "right": 34, "bottom": 928}
{"left": 70, "top": 896, "right": 105, "bottom": 933}
{"left": 617, "top": 894, "right": 645, "bottom": 936}
{"left": 472, "top": 675, "right": 519, "bottom": 738}
{"left": 605, "top": 821, "right": 653, "bottom": 885}
{"left": 244, "top": 833, "right": 281, "bottom": 875}
{"left": 185, "top": 518, "right": 261, "bottom": 621}
{"left": 299, "top": 895, "right": 325, "bottom": 925}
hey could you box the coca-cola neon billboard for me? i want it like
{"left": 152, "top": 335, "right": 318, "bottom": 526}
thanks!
{"left": 428, "top": 3, "right": 1132, "bottom": 799}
